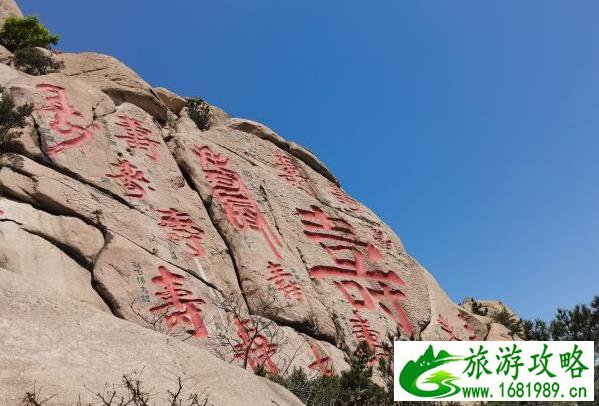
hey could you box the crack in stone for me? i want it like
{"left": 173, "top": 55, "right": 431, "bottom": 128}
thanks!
{"left": 18, "top": 226, "right": 118, "bottom": 317}
{"left": 0, "top": 160, "right": 223, "bottom": 292}
{"left": 90, "top": 236, "right": 125, "bottom": 319}
{"left": 169, "top": 154, "right": 252, "bottom": 313}
{"left": 1, "top": 217, "right": 97, "bottom": 269}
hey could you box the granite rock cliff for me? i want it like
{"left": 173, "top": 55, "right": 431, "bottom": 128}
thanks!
{"left": 0, "top": 2, "right": 513, "bottom": 404}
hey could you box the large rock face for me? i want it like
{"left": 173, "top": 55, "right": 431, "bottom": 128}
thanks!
{"left": 0, "top": 1, "right": 510, "bottom": 403}
{"left": 0, "top": 272, "right": 302, "bottom": 406}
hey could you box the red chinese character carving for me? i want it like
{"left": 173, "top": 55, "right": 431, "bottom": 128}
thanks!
{"left": 298, "top": 205, "right": 355, "bottom": 238}
{"left": 115, "top": 115, "right": 161, "bottom": 161}
{"left": 233, "top": 317, "right": 279, "bottom": 374}
{"left": 274, "top": 151, "right": 315, "bottom": 196}
{"left": 106, "top": 160, "right": 155, "bottom": 199}
{"left": 334, "top": 279, "right": 412, "bottom": 335}
{"left": 309, "top": 244, "right": 396, "bottom": 284}
{"left": 350, "top": 310, "right": 381, "bottom": 351}
{"left": 438, "top": 314, "right": 461, "bottom": 341}
{"left": 372, "top": 228, "right": 393, "bottom": 250}
{"left": 297, "top": 206, "right": 381, "bottom": 260}
{"left": 297, "top": 205, "right": 413, "bottom": 336}
{"left": 150, "top": 266, "right": 208, "bottom": 339}
{"left": 157, "top": 208, "right": 206, "bottom": 258}
{"left": 193, "top": 145, "right": 282, "bottom": 258}
{"left": 330, "top": 185, "right": 360, "bottom": 211}
{"left": 36, "top": 84, "right": 99, "bottom": 156}
{"left": 458, "top": 311, "right": 478, "bottom": 341}
{"left": 266, "top": 262, "right": 303, "bottom": 302}
{"left": 308, "top": 344, "right": 333, "bottom": 376}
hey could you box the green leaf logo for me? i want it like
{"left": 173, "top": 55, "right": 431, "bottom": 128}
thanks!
{"left": 399, "top": 345, "right": 463, "bottom": 398}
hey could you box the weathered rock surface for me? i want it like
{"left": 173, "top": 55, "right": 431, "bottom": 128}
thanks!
{"left": 0, "top": 44, "right": 11, "bottom": 64}
{"left": 486, "top": 322, "right": 516, "bottom": 341}
{"left": 0, "top": 271, "right": 302, "bottom": 406}
{"left": 169, "top": 126, "right": 432, "bottom": 359}
{"left": 154, "top": 86, "right": 186, "bottom": 115}
{"left": 224, "top": 118, "right": 339, "bottom": 185}
{"left": 0, "top": 4, "right": 514, "bottom": 402}
{"left": 0, "top": 199, "right": 108, "bottom": 312}
{"left": 0, "top": 61, "right": 21, "bottom": 85}
{"left": 208, "top": 104, "right": 230, "bottom": 128}
{"left": 420, "top": 270, "right": 487, "bottom": 341}
{"left": 462, "top": 298, "right": 518, "bottom": 320}
{"left": 57, "top": 52, "right": 168, "bottom": 122}
{"left": 0, "top": 0, "right": 21, "bottom": 22}
{"left": 0, "top": 197, "right": 104, "bottom": 264}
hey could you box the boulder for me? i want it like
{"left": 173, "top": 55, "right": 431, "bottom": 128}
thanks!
{"left": 0, "top": 205, "right": 108, "bottom": 312}
{"left": 0, "top": 271, "right": 302, "bottom": 406}
{"left": 461, "top": 297, "right": 520, "bottom": 324}
{"left": 0, "top": 197, "right": 104, "bottom": 264}
{"left": 0, "top": 61, "right": 22, "bottom": 86}
{"left": 208, "top": 104, "right": 230, "bottom": 128}
{"left": 93, "top": 232, "right": 349, "bottom": 377}
{"left": 57, "top": 52, "right": 168, "bottom": 121}
{"left": 225, "top": 118, "right": 339, "bottom": 185}
{"left": 486, "top": 322, "right": 514, "bottom": 341}
{"left": 420, "top": 270, "right": 487, "bottom": 341}
{"left": 154, "top": 86, "right": 186, "bottom": 115}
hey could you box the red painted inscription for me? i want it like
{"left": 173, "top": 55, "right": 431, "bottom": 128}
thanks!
{"left": 193, "top": 145, "right": 282, "bottom": 258}
{"left": 150, "top": 266, "right": 208, "bottom": 339}
{"left": 36, "top": 84, "right": 99, "bottom": 155}
{"left": 157, "top": 208, "right": 206, "bottom": 258}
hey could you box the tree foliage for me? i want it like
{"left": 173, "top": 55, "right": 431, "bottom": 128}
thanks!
{"left": 13, "top": 47, "right": 64, "bottom": 75}
{"left": 516, "top": 296, "right": 599, "bottom": 406}
{"left": 550, "top": 296, "right": 599, "bottom": 343}
{"left": 493, "top": 307, "right": 523, "bottom": 337}
{"left": 0, "top": 88, "right": 33, "bottom": 146}
{"left": 521, "top": 319, "right": 550, "bottom": 341}
{"left": 265, "top": 341, "right": 388, "bottom": 406}
{"left": 522, "top": 295, "right": 599, "bottom": 345}
{"left": 0, "top": 16, "right": 59, "bottom": 52}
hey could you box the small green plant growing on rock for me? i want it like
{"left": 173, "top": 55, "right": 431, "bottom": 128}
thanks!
{"left": 0, "top": 16, "right": 59, "bottom": 52}
{"left": 13, "top": 47, "right": 63, "bottom": 75}
{"left": 187, "top": 98, "right": 211, "bottom": 131}
{"left": 0, "top": 88, "right": 33, "bottom": 146}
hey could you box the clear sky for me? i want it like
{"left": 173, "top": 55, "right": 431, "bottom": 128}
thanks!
{"left": 18, "top": 1, "right": 598, "bottom": 321}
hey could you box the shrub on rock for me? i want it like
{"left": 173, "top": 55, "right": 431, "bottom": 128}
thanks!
{"left": 0, "top": 88, "right": 32, "bottom": 146}
{"left": 187, "top": 97, "right": 211, "bottom": 131}
{"left": 13, "top": 47, "right": 63, "bottom": 75}
{"left": 493, "top": 307, "right": 523, "bottom": 336}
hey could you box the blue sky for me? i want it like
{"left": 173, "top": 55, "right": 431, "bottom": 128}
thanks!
{"left": 18, "top": 1, "right": 598, "bottom": 321}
